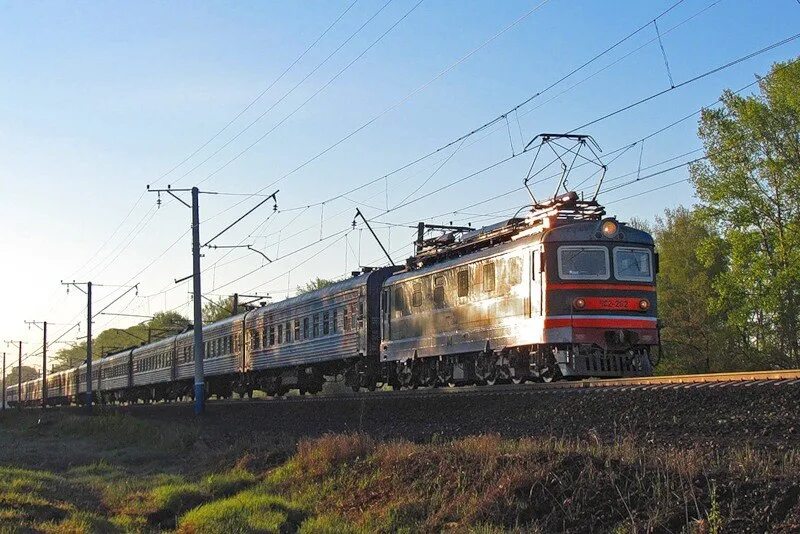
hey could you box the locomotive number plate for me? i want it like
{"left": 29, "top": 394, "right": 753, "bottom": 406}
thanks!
{"left": 583, "top": 297, "right": 641, "bottom": 311}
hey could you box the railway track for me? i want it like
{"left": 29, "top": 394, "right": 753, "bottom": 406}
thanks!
{"left": 264, "top": 368, "right": 800, "bottom": 403}
{"left": 88, "top": 368, "right": 800, "bottom": 410}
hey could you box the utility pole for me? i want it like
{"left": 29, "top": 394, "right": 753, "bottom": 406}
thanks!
{"left": 25, "top": 320, "right": 58, "bottom": 408}
{"left": 87, "top": 282, "right": 92, "bottom": 412}
{"left": 147, "top": 185, "right": 207, "bottom": 414}
{"left": 147, "top": 185, "right": 277, "bottom": 415}
{"left": 190, "top": 187, "right": 204, "bottom": 414}
{"left": 42, "top": 322, "right": 46, "bottom": 407}
{"left": 3, "top": 341, "right": 23, "bottom": 410}
{"left": 60, "top": 281, "right": 138, "bottom": 414}
{"left": 15, "top": 342, "right": 21, "bottom": 409}
{"left": 60, "top": 281, "right": 93, "bottom": 413}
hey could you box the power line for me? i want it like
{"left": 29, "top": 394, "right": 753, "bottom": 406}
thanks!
{"left": 569, "top": 31, "right": 800, "bottom": 133}
{"left": 173, "top": 0, "right": 396, "bottom": 185}
{"left": 157, "top": 0, "right": 360, "bottom": 185}
{"left": 192, "top": 0, "right": 428, "bottom": 187}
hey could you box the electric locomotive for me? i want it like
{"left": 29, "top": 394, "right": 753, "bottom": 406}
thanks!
{"left": 380, "top": 191, "right": 658, "bottom": 387}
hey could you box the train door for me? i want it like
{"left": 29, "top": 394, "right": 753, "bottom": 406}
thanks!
{"left": 381, "top": 287, "right": 391, "bottom": 342}
{"left": 357, "top": 288, "right": 366, "bottom": 353}
{"left": 531, "top": 247, "right": 543, "bottom": 316}
{"left": 170, "top": 339, "right": 178, "bottom": 382}
{"left": 241, "top": 311, "right": 252, "bottom": 372}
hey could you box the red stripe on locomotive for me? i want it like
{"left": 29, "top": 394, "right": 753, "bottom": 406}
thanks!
{"left": 544, "top": 317, "right": 658, "bottom": 329}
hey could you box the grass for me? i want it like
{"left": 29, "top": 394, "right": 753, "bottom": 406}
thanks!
{"left": 0, "top": 411, "right": 798, "bottom": 532}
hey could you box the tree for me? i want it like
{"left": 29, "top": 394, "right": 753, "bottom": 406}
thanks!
{"left": 203, "top": 296, "right": 235, "bottom": 324}
{"left": 297, "top": 277, "right": 339, "bottom": 295}
{"left": 5, "top": 365, "right": 39, "bottom": 384}
{"left": 653, "top": 207, "right": 734, "bottom": 373}
{"left": 50, "top": 311, "right": 190, "bottom": 371}
{"left": 690, "top": 58, "right": 800, "bottom": 368}
{"left": 51, "top": 343, "right": 87, "bottom": 372}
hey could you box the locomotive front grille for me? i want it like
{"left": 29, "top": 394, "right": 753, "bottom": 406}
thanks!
{"left": 561, "top": 346, "right": 649, "bottom": 377}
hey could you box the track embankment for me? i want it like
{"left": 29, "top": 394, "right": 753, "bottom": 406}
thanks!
{"left": 93, "top": 369, "right": 800, "bottom": 449}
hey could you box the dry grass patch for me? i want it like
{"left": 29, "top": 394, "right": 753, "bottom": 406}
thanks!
{"left": 259, "top": 433, "right": 800, "bottom": 533}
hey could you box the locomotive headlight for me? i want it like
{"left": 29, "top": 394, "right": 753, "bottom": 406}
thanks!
{"left": 573, "top": 298, "right": 586, "bottom": 310}
{"left": 639, "top": 299, "right": 650, "bottom": 311}
{"left": 601, "top": 219, "right": 618, "bottom": 237}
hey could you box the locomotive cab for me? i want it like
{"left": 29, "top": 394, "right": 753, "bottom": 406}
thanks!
{"left": 542, "top": 217, "right": 658, "bottom": 377}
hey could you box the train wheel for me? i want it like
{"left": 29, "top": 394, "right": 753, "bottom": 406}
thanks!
{"left": 474, "top": 351, "right": 497, "bottom": 386}
{"left": 416, "top": 359, "right": 436, "bottom": 388}
{"left": 510, "top": 349, "right": 529, "bottom": 384}
{"left": 396, "top": 361, "right": 413, "bottom": 389}
{"left": 536, "top": 363, "right": 559, "bottom": 383}
{"left": 436, "top": 357, "right": 454, "bottom": 386}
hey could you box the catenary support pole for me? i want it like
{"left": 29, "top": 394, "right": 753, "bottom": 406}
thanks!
{"left": 42, "top": 322, "right": 47, "bottom": 408}
{"left": 86, "top": 282, "right": 93, "bottom": 413}
{"left": 17, "top": 341, "right": 22, "bottom": 410}
{"left": 191, "top": 187, "right": 205, "bottom": 415}
{"left": 2, "top": 352, "right": 5, "bottom": 410}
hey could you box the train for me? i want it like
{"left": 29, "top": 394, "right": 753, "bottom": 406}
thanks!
{"left": 6, "top": 192, "right": 659, "bottom": 407}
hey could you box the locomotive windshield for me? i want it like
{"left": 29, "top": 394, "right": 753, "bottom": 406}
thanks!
{"left": 557, "top": 246, "right": 610, "bottom": 280}
{"left": 613, "top": 247, "right": 653, "bottom": 281}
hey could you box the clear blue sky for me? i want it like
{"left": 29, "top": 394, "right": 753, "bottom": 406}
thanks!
{"left": 1, "top": 0, "right": 798, "bottom": 366}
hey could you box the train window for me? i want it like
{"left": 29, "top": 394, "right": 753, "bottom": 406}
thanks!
{"left": 323, "top": 312, "right": 330, "bottom": 335}
{"left": 269, "top": 326, "right": 276, "bottom": 346}
{"left": 457, "top": 270, "right": 469, "bottom": 297}
{"left": 509, "top": 257, "right": 522, "bottom": 285}
{"left": 558, "top": 246, "right": 610, "bottom": 280}
{"left": 294, "top": 320, "right": 301, "bottom": 340}
{"left": 483, "top": 263, "right": 496, "bottom": 292}
{"left": 342, "top": 308, "right": 349, "bottom": 331}
{"left": 251, "top": 330, "right": 259, "bottom": 350}
{"left": 351, "top": 305, "right": 358, "bottom": 329}
{"left": 433, "top": 277, "right": 445, "bottom": 307}
{"left": 303, "top": 318, "right": 310, "bottom": 339}
{"left": 613, "top": 247, "right": 653, "bottom": 281}
{"left": 393, "top": 287, "right": 403, "bottom": 312}
{"left": 332, "top": 310, "right": 338, "bottom": 333}
{"left": 277, "top": 324, "right": 283, "bottom": 345}
{"left": 285, "top": 321, "right": 291, "bottom": 343}
{"left": 412, "top": 283, "right": 422, "bottom": 307}
{"left": 313, "top": 314, "right": 320, "bottom": 337}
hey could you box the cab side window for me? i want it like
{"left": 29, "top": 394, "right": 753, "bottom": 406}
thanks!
{"left": 433, "top": 277, "right": 445, "bottom": 307}
{"left": 483, "top": 263, "right": 495, "bottom": 292}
